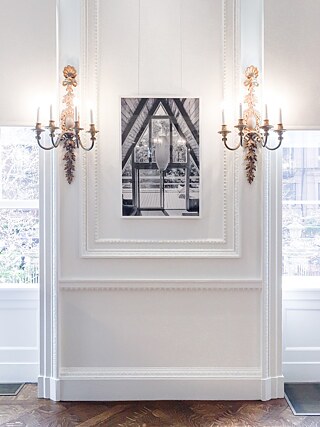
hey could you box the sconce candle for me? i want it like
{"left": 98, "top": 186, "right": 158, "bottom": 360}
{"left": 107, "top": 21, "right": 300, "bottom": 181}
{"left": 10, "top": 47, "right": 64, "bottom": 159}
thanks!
{"left": 265, "top": 104, "right": 268, "bottom": 120}
{"left": 222, "top": 109, "right": 225, "bottom": 125}
{"left": 33, "top": 65, "right": 98, "bottom": 184}
{"left": 218, "top": 65, "right": 286, "bottom": 184}
{"left": 239, "top": 103, "right": 243, "bottom": 119}
{"left": 90, "top": 109, "right": 94, "bottom": 124}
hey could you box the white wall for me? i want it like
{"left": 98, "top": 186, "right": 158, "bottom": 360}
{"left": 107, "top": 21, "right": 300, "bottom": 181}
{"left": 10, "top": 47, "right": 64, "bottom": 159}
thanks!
{"left": 1, "top": 0, "right": 318, "bottom": 400}
{"left": 35, "top": 0, "right": 283, "bottom": 401}
{"left": 0, "top": 0, "right": 284, "bottom": 400}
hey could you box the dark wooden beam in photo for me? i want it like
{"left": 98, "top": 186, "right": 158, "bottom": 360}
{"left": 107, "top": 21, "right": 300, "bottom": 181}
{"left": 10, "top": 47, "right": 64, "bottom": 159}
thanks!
{"left": 131, "top": 152, "right": 136, "bottom": 207}
{"left": 122, "top": 98, "right": 161, "bottom": 169}
{"left": 122, "top": 98, "right": 148, "bottom": 144}
{"left": 186, "top": 148, "right": 191, "bottom": 211}
{"left": 160, "top": 99, "right": 199, "bottom": 169}
{"left": 170, "top": 121, "right": 173, "bottom": 163}
{"left": 173, "top": 98, "right": 199, "bottom": 144}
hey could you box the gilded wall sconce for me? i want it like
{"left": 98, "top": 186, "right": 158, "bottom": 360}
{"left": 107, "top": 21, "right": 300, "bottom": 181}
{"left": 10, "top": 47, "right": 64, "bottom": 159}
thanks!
{"left": 33, "top": 65, "right": 98, "bottom": 184}
{"left": 219, "top": 65, "right": 285, "bottom": 184}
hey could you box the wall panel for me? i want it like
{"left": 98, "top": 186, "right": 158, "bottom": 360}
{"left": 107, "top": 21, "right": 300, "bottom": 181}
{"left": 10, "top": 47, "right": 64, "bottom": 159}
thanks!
{"left": 83, "top": 0, "right": 234, "bottom": 257}
{"left": 60, "top": 284, "right": 261, "bottom": 368}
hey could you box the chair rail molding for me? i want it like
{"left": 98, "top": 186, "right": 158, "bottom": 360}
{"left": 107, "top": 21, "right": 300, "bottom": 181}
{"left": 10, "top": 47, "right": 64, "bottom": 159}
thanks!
{"left": 59, "top": 278, "right": 263, "bottom": 292}
{"left": 60, "top": 366, "right": 262, "bottom": 379}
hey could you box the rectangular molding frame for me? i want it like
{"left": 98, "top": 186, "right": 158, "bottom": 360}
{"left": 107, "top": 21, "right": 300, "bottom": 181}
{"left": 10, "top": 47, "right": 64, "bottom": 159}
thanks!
{"left": 79, "top": 0, "right": 241, "bottom": 258}
{"left": 57, "top": 279, "right": 283, "bottom": 401}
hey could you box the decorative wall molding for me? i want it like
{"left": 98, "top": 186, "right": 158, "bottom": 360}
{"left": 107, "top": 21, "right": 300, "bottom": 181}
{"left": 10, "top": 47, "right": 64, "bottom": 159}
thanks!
{"left": 59, "top": 279, "right": 263, "bottom": 292}
{"left": 262, "top": 150, "right": 270, "bottom": 379}
{"left": 38, "top": 67, "right": 59, "bottom": 397}
{"left": 80, "top": 248, "right": 240, "bottom": 259}
{"left": 60, "top": 366, "right": 261, "bottom": 379}
{"left": 79, "top": 0, "right": 241, "bottom": 258}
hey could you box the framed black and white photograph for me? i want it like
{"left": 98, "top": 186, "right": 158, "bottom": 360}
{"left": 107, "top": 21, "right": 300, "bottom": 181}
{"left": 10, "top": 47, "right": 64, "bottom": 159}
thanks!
{"left": 121, "top": 97, "right": 200, "bottom": 217}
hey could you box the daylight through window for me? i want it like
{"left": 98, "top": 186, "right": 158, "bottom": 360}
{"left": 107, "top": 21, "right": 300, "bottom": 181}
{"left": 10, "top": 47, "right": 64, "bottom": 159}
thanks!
{"left": 0, "top": 127, "right": 39, "bottom": 285}
{"left": 283, "top": 131, "right": 320, "bottom": 281}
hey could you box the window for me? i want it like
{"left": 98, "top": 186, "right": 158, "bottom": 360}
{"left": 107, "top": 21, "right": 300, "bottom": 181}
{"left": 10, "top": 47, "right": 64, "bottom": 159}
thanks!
{"left": 0, "top": 127, "right": 39, "bottom": 284}
{"left": 283, "top": 183, "right": 296, "bottom": 201}
{"left": 283, "top": 131, "right": 320, "bottom": 280}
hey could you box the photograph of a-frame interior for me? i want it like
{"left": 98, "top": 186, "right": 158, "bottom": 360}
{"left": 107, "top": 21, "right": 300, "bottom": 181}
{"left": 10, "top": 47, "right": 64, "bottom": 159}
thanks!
{"left": 1, "top": 0, "right": 320, "bottom": 425}
{"left": 121, "top": 97, "right": 200, "bottom": 217}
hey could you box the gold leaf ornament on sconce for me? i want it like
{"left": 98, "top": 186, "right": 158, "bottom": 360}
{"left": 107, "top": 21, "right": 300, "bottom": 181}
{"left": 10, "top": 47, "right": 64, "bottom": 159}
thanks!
{"left": 33, "top": 65, "right": 98, "bottom": 184}
{"left": 219, "top": 65, "right": 285, "bottom": 184}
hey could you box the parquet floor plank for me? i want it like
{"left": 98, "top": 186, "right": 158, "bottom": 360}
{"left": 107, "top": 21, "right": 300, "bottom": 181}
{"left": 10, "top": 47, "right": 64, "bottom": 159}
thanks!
{"left": 1, "top": 385, "right": 320, "bottom": 427}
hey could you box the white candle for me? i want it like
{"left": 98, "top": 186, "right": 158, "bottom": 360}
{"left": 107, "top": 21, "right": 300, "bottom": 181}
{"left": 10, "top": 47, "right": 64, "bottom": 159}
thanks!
{"left": 222, "top": 109, "right": 225, "bottom": 125}
{"left": 74, "top": 106, "right": 78, "bottom": 122}
{"left": 50, "top": 104, "right": 53, "bottom": 121}
{"left": 265, "top": 104, "right": 268, "bottom": 120}
{"left": 36, "top": 107, "right": 40, "bottom": 123}
{"left": 279, "top": 108, "right": 282, "bottom": 124}
{"left": 239, "top": 103, "right": 243, "bottom": 119}
{"left": 90, "top": 109, "right": 94, "bottom": 124}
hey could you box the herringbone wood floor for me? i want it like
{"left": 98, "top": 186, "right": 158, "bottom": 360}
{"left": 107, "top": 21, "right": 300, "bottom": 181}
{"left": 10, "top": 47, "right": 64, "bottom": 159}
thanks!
{"left": 0, "top": 384, "right": 319, "bottom": 426}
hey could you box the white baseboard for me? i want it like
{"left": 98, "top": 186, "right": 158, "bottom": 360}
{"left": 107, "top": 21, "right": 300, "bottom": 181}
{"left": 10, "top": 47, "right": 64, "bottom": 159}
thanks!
{"left": 53, "top": 367, "right": 284, "bottom": 401}
{"left": 284, "top": 362, "right": 320, "bottom": 382}
{"left": 261, "top": 376, "right": 284, "bottom": 400}
{"left": 0, "top": 363, "right": 38, "bottom": 383}
{"left": 38, "top": 376, "right": 60, "bottom": 400}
